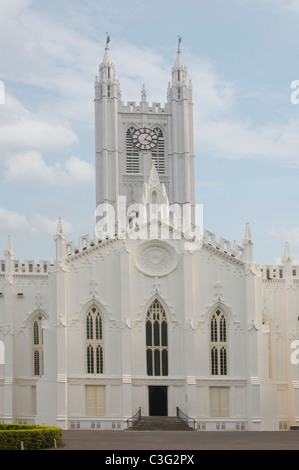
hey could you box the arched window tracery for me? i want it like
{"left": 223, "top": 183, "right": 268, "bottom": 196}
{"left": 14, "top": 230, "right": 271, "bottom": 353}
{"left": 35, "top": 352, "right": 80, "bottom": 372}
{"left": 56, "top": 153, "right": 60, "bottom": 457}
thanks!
{"left": 146, "top": 299, "right": 168, "bottom": 376}
{"left": 86, "top": 307, "right": 104, "bottom": 375}
{"left": 210, "top": 309, "right": 228, "bottom": 376}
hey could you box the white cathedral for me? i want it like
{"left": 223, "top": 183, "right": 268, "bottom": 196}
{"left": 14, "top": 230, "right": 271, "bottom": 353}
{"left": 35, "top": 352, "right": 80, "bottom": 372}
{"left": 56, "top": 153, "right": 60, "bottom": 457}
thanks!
{"left": 1, "top": 41, "right": 299, "bottom": 432}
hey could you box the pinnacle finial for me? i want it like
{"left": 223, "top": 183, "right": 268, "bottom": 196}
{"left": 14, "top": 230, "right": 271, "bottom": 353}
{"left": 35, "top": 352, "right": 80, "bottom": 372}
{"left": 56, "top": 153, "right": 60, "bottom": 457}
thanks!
{"left": 5, "top": 235, "right": 14, "bottom": 258}
{"left": 178, "top": 35, "right": 182, "bottom": 52}
{"left": 284, "top": 242, "right": 292, "bottom": 261}
{"left": 243, "top": 223, "right": 254, "bottom": 263}
{"left": 106, "top": 32, "right": 110, "bottom": 49}
{"left": 174, "top": 41, "right": 185, "bottom": 69}
{"left": 57, "top": 217, "right": 63, "bottom": 235}
{"left": 148, "top": 160, "right": 161, "bottom": 190}
{"left": 141, "top": 83, "right": 147, "bottom": 102}
{"left": 245, "top": 223, "right": 253, "bottom": 242}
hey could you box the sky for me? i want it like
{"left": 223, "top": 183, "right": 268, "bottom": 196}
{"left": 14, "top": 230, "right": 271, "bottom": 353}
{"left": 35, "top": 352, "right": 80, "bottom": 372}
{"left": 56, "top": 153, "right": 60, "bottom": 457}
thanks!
{"left": 0, "top": 0, "right": 299, "bottom": 265}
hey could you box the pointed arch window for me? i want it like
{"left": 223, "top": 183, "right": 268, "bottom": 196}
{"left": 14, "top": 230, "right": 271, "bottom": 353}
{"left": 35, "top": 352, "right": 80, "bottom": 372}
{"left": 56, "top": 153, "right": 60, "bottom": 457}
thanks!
{"left": 152, "top": 128, "right": 165, "bottom": 174}
{"left": 146, "top": 300, "right": 168, "bottom": 376}
{"left": 210, "top": 309, "right": 228, "bottom": 376}
{"left": 32, "top": 315, "right": 44, "bottom": 377}
{"left": 86, "top": 307, "right": 104, "bottom": 374}
{"left": 126, "top": 127, "right": 140, "bottom": 174}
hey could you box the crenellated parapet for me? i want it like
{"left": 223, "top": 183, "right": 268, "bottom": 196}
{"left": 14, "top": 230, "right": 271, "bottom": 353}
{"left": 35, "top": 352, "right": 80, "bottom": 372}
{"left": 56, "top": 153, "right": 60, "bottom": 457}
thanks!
{"left": 202, "top": 229, "right": 299, "bottom": 280}
{"left": 0, "top": 236, "right": 53, "bottom": 278}
{"left": 259, "top": 263, "right": 299, "bottom": 281}
{"left": 120, "top": 100, "right": 168, "bottom": 115}
{"left": 63, "top": 226, "right": 246, "bottom": 262}
{"left": 0, "top": 259, "right": 53, "bottom": 276}
{"left": 203, "top": 230, "right": 245, "bottom": 261}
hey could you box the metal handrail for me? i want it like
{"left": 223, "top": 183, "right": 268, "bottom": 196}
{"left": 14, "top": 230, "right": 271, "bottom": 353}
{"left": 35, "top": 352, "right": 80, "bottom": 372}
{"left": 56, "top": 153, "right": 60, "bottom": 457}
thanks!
{"left": 176, "top": 407, "right": 196, "bottom": 430}
{"left": 126, "top": 407, "right": 141, "bottom": 429}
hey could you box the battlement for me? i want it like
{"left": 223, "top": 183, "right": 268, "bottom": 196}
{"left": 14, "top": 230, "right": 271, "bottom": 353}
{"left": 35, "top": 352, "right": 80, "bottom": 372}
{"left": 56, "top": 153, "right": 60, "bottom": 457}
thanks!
{"left": 2, "top": 231, "right": 296, "bottom": 281}
{"left": 120, "top": 101, "right": 167, "bottom": 114}
{"left": 259, "top": 264, "right": 299, "bottom": 280}
{"left": 63, "top": 227, "right": 246, "bottom": 262}
{"left": 66, "top": 234, "right": 98, "bottom": 257}
{"left": 0, "top": 259, "right": 53, "bottom": 275}
{"left": 202, "top": 231, "right": 299, "bottom": 279}
{"left": 203, "top": 230, "right": 245, "bottom": 261}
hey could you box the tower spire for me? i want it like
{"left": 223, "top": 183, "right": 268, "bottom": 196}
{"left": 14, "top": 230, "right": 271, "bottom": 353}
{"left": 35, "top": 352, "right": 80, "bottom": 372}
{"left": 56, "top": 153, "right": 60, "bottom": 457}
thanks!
{"left": 178, "top": 35, "right": 182, "bottom": 52}
{"left": 245, "top": 222, "right": 253, "bottom": 242}
{"left": 5, "top": 236, "right": 14, "bottom": 258}
{"left": 5, "top": 236, "right": 15, "bottom": 277}
{"left": 56, "top": 217, "right": 63, "bottom": 235}
{"left": 243, "top": 223, "right": 254, "bottom": 264}
{"left": 283, "top": 242, "right": 292, "bottom": 263}
{"left": 103, "top": 33, "right": 112, "bottom": 65}
{"left": 98, "top": 33, "right": 118, "bottom": 86}
{"left": 54, "top": 218, "right": 67, "bottom": 263}
{"left": 95, "top": 35, "right": 121, "bottom": 222}
{"left": 282, "top": 242, "right": 293, "bottom": 280}
{"left": 167, "top": 39, "right": 195, "bottom": 225}
{"left": 172, "top": 37, "right": 189, "bottom": 90}
{"left": 141, "top": 84, "right": 147, "bottom": 103}
{"left": 106, "top": 32, "right": 110, "bottom": 49}
{"left": 174, "top": 37, "right": 185, "bottom": 69}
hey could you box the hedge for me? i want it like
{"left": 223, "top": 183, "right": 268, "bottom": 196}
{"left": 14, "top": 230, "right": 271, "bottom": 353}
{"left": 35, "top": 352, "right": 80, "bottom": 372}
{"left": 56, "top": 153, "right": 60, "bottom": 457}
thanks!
{"left": 0, "top": 424, "right": 63, "bottom": 450}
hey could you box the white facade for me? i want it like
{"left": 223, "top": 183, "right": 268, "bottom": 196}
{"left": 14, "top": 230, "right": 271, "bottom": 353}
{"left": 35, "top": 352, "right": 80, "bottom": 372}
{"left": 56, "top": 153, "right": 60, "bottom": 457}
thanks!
{"left": 1, "top": 44, "right": 299, "bottom": 432}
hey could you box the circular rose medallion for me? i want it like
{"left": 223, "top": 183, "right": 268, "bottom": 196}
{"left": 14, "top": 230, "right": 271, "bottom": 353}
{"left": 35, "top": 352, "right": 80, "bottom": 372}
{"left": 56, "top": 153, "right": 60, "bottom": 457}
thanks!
{"left": 136, "top": 242, "right": 178, "bottom": 277}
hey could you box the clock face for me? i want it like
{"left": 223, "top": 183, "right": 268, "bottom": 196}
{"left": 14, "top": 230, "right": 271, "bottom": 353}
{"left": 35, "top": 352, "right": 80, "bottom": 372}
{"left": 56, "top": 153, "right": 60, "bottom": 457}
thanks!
{"left": 132, "top": 128, "right": 158, "bottom": 151}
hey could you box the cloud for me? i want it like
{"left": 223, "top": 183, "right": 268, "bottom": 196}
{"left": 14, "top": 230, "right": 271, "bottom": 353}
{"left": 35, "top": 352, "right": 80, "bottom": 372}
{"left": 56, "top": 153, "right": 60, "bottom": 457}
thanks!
{"left": 242, "top": 0, "right": 299, "bottom": 13}
{"left": 0, "top": 94, "right": 78, "bottom": 158}
{"left": 0, "top": 117, "right": 78, "bottom": 156}
{"left": 0, "top": 0, "right": 32, "bottom": 22}
{"left": 187, "top": 58, "right": 299, "bottom": 165}
{"left": 31, "top": 214, "right": 74, "bottom": 236}
{"left": 1, "top": 1, "right": 298, "bottom": 169}
{"left": 0, "top": 1, "right": 97, "bottom": 125}
{"left": 63, "top": 155, "right": 95, "bottom": 184}
{"left": 196, "top": 117, "right": 299, "bottom": 164}
{"left": 4, "top": 151, "right": 94, "bottom": 186}
{"left": 269, "top": 227, "right": 299, "bottom": 247}
{"left": 283, "top": 0, "right": 299, "bottom": 12}
{"left": 0, "top": 206, "right": 73, "bottom": 239}
{"left": 0, "top": 206, "right": 36, "bottom": 236}
{"left": 189, "top": 56, "right": 237, "bottom": 121}
{"left": 266, "top": 0, "right": 299, "bottom": 13}
{"left": 112, "top": 42, "right": 170, "bottom": 104}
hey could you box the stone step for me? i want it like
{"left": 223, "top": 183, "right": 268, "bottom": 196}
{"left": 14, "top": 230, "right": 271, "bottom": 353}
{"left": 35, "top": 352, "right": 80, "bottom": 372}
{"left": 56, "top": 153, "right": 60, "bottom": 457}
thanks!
{"left": 129, "top": 416, "right": 194, "bottom": 431}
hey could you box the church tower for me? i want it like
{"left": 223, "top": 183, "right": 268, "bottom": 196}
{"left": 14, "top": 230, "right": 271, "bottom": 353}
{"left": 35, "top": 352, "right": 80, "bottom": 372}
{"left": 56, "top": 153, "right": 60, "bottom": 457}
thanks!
{"left": 94, "top": 36, "right": 121, "bottom": 220}
{"left": 167, "top": 40, "right": 195, "bottom": 223}
{"left": 94, "top": 38, "right": 196, "bottom": 230}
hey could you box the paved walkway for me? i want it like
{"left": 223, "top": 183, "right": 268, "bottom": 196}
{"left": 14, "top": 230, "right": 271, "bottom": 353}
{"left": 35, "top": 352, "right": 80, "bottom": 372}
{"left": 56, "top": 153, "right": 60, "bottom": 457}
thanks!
{"left": 55, "top": 430, "right": 299, "bottom": 450}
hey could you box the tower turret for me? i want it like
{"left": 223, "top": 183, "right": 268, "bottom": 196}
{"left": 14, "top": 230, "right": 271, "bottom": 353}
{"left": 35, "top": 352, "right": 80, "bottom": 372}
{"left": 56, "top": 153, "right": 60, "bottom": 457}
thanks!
{"left": 5, "top": 236, "right": 14, "bottom": 276}
{"left": 243, "top": 223, "right": 254, "bottom": 264}
{"left": 94, "top": 38, "right": 196, "bottom": 234}
{"left": 95, "top": 37, "right": 121, "bottom": 221}
{"left": 167, "top": 39, "right": 195, "bottom": 225}
{"left": 54, "top": 218, "right": 67, "bottom": 263}
{"left": 282, "top": 242, "right": 293, "bottom": 278}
